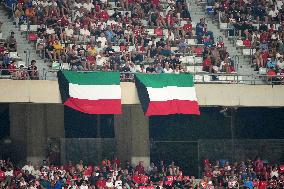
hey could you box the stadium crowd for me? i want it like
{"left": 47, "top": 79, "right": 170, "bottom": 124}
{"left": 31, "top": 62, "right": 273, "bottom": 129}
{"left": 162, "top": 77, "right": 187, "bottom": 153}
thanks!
{"left": 212, "top": 0, "right": 284, "bottom": 76}
{"left": 0, "top": 0, "right": 239, "bottom": 80}
{"left": 0, "top": 157, "right": 283, "bottom": 188}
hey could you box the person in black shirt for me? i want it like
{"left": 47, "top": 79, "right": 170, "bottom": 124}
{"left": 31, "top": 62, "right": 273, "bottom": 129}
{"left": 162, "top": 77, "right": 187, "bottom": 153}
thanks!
{"left": 146, "top": 64, "right": 156, "bottom": 73}
{"left": 28, "top": 60, "right": 39, "bottom": 80}
{"left": 45, "top": 41, "right": 55, "bottom": 60}
{"left": 105, "top": 44, "right": 115, "bottom": 56}
{"left": 120, "top": 62, "right": 132, "bottom": 81}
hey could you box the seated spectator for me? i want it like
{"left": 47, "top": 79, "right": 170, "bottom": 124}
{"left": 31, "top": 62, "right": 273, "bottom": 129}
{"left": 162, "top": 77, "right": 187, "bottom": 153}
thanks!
{"left": 164, "top": 62, "right": 173, "bottom": 73}
{"left": 8, "top": 60, "right": 17, "bottom": 76}
{"left": 15, "top": 64, "right": 29, "bottom": 80}
{"left": 277, "top": 57, "right": 284, "bottom": 73}
{"left": 155, "top": 63, "right": 164, "bottom": 74}
{"left": 5, "top": 31, "right": 17, "bottom": 52}
{"left": 146, "top": 64, "right": 156, "bottom": 74}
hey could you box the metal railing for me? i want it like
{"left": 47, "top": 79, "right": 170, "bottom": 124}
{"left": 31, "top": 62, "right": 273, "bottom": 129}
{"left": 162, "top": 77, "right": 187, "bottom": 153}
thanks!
{"left": 39, "top": 69, "right": 284, "bottom": 85}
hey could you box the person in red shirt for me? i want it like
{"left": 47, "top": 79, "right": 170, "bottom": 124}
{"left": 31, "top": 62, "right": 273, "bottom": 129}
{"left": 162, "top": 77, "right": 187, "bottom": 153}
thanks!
{"left": 132, "top": 171, "right": 141, "bottom": 184}
{"left": 8, "top": 60, "right": 17, "bottom": 75}
{"left": 100, "top": 8, "right": 109, "bottom": 21}
{"left": 135, "top": 161, "right": 145, "bottom": 174}
{"left": 203, "top": 55, "right": 214, "bottom": 73}
{"left": 96, "top": 176, "right": 106, "bottom": 188}
{"left": 166, "top": 10, "right": 174, "bottom": 28}
{"left": 182, "top": 21, "right": 193, "bottom": 38}
{"left": 151, "top": 0, "right": 160, "bottom": 8}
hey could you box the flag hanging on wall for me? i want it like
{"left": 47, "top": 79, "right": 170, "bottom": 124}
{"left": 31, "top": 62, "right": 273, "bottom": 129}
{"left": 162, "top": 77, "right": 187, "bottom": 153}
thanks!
{"left": 135, "top": 73, "right": 200, "bottom": 116}
{"left": 58, "top": 71, "right": 122, "bottom": 114}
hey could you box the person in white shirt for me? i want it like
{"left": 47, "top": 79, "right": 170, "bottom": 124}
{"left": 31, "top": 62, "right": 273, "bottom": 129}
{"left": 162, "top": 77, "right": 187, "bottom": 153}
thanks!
{"left": 79, "top": 181, "right": 88, "bottom": 189}
{"left": 114, "top": 176, "right": 123, "bottom": 189}
{"left": 22, "top": 161, "right": 35, "bottom": 174}
{"left": 80, "top": 25, "right": 91, "bottom": 42}
{"left": 32, "top": 165, "right": 42, "bottom": 179}
{"left": 106, "top": 177, "right": 114, "bottom": 188}
{"left": 83, "top": 0, "right": 94, "bottom": 12}
{"left": 74, "top": 0, "right": 83, "bottom": 9}
{"left": 64, "top": 25, "right": 74, "bottom": 41}
{"left": 46, "top": 26, "right": 55, "bottom": 35}
{"left": 129, "top": 62, "right": 137, "bottom": 73}
{"left": 163, "top": 62, "right": 173, "bottom": 73}
{"left": 97, "top": 33, "right": 107, "bottom": 48}
{"left": 277, "top": 57, "right": 284, "bottom": 71}
{"left": 268, "top": 7, "right": 279, "bottom": 21}
{"left": 5, "top": 167, "right": 13, "bottom": 178}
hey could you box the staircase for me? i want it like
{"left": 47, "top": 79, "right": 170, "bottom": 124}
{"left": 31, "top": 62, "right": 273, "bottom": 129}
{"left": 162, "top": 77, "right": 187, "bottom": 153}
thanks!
{"left": 188, "top": 1, "right": 259, "bottom": 83}
{"left": 0, "top": 5, "right": 56, "bottom": 79}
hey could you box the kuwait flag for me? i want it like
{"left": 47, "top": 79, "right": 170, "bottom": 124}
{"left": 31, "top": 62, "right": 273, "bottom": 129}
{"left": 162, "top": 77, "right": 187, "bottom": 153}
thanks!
{"left": 135, "top": 73, "right": 200, "bottom": 116}
{"left": 58, "top": 71, "right": 122, "bottom": 114}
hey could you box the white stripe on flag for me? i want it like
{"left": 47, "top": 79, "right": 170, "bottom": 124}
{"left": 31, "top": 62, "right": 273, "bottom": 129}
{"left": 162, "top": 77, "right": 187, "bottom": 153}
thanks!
{"left": 147, "top": 86, "right": 197, "bottom": 101}
{"left": 69, "top": 84, "right": 121, "bottom": 100}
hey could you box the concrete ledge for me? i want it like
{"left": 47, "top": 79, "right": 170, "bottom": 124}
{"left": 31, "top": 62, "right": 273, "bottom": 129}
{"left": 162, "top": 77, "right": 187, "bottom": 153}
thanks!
{"left": 1, "top": 80, "right": 284, "bottom": 106}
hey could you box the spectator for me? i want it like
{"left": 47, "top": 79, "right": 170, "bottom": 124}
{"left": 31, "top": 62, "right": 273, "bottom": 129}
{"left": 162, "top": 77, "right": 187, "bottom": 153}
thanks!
{"left": 5, "top": 31, "right": 17, "bottom": 52}
{"left": 28, "top": 60, "right": 39, "bottom": 80}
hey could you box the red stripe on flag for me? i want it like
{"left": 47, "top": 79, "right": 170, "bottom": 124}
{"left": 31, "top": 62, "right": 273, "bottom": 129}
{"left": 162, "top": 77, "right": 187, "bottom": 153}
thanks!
{"left": 64, "top": 98, "right": 122, "bottom": 114}
{"left": 145, "top": 100, "right": 200, "bottom": 116}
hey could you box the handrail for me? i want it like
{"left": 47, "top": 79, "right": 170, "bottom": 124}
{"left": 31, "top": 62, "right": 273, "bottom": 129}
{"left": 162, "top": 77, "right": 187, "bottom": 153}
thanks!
{"left": 232, "top": 55, "right": 239, "bottom": 73}
{"left": 40, "top": 69, "right": 284, "bottom": 85}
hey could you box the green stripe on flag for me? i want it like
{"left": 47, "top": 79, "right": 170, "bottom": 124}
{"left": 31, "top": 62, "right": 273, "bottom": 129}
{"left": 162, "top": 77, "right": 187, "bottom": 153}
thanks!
{"left": 135, "top": 73, "right": 194, "bottom": 88}
{"left": 62, "top": 71, "right": 121, "bottom": 85}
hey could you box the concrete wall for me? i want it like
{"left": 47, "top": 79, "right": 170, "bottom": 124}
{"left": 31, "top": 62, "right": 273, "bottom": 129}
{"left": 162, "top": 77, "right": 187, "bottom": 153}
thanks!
{"left": 114, "top": 105, "right": 150, "bottom": 167}
{"left": 9, "top": 104, "right": 64, "bottom": 164}
{"left": 0, "top": 80, "right": 284, "bottom": 107}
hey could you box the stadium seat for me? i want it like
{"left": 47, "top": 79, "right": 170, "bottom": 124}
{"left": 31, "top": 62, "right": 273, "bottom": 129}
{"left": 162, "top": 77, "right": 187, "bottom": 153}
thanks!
{"left": 187, "top": 39, "right": 196, "bottom": 46}
{"left": 20, "top": 24, "right": 28, "bottom": 33}
{"left": 219, "top": 23, "right": 228, "bottom": 30}
{"left": 9, "top": 52, "right": 21, "bottom": 60}
{"left": 29, "top": 25, "right": 39, "bottom": 32}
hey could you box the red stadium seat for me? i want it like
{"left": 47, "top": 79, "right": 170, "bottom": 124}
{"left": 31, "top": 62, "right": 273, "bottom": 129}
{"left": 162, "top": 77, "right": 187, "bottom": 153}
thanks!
{"left": 138, "top": 186, "right": 147, "bottom": 189}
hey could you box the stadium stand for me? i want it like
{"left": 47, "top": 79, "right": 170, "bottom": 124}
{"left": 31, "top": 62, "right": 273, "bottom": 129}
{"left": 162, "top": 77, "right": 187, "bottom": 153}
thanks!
{"left": 0, "top": 157, "right": 283, "bottom": 188}
{"left": 0, "top": 0, "right": 255, "bottom": 83}
{"left": 0, "top": 0, "right": 283, "bottom": 84}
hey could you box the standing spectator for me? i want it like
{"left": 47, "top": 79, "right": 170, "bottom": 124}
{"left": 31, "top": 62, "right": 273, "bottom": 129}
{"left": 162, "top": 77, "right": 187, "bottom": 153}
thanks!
{"left": 22, "top": 161, "right": 35, "bottom": 175}
{"left": 28, "top": 60, "right": 39, "bottom": 80}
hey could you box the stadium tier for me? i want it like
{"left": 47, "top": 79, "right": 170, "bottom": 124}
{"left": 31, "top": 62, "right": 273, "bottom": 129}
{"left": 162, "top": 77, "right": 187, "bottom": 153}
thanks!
{"left": 0, "top": 0, "right": 283, "bottom": 188}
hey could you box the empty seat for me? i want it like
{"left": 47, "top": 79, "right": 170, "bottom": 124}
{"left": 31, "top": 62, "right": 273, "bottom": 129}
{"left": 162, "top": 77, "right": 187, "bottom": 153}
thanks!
{"left": 219, "top": 23, "right": 228, "bottom": 30}
{"left": 61, "top": 63, "right": 70, "bottom": 70}
{"left": 194, "top": 75, "right": 204, "bottom": 82}
{"left": 195, "top": 66, "right": 203, "bottom": 72}
{"left": 29, "top": 25, "right": 39, "bottom": 32}
{"left": 236, "top": 40, "right": 244, "bottom": 48}
{"left": 146, "top": 29, "right": 154, "bottom": 36}
{"left": 187, "top": 39, "right": 196, "bottom": 46}
{"left": 9, "top": 52, "right": 21, "bottom": 59}
{"left": 20, "top": 24, "right": 28, "bottom": 32}
{"left": 187, "top": 56, "right": 195, "bottom": 64}
{"left": 243, "top": 49, "right": 256, "bottom": 56}
{"left": 187, "top": 66, "right": 195, "bottom": 72}
{"left": 195, "top": 57, "right": 203, "bottom": 64}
